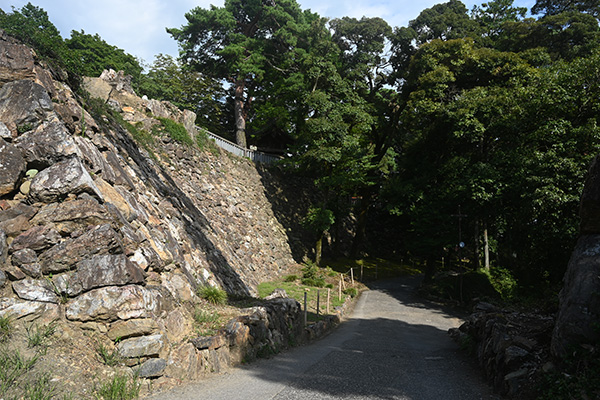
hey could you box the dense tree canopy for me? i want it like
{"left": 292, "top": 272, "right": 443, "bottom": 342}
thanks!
{"left": 3, "top": 0, "right": 600, "bottom": 293}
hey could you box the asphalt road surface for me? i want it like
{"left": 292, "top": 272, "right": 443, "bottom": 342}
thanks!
{"left": 147, "top": 276, "right": 499, "bottom": 400}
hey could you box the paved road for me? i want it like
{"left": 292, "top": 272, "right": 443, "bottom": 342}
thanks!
{"left": 147, "top": 276, "right": 499, "bottom": 400}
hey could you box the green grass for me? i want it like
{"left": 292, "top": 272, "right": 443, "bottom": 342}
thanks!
{"left": 197, "top": 285, "right": 228, "bottom": 305}
{"left": 26, "top": 320, "right": 57, "bottom": 350}
{"left": 323, "top": 257, "right": 422, "bottom": 281}
{"left": 96, "top": 343, "right": 122, "bottom": 367}
{"left": 0, "top": 315, "right": 12, "bottom": 342}
{"left": 0, "top": 348, "right": 41, "bottom": 398}
{"left": 257, "top": 280, "right": 347, "bottom": 319}
{"left": 193, "top": 308, "right": 223, "bottom": 337}
{"left": 155, "top": 117, "right": 193, "bottom": 146}
{"left": 95, "top": 372, "right": 141, "bottom": 400}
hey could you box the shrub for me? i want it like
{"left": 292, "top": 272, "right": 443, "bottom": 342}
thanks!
{"left": 343, "top": 288, "right": 358, "bottom": 298}
{"left": 284, "top": 274, "right": 298, "bottom": 282}
{"left": 301, "top": 263, "right": 326, "bottom": 287}
{"left": 197, "top": 285, "right": 228, "bottom": 305}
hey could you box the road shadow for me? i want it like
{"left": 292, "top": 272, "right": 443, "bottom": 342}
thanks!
{"left": 237, "top": 276, "right": 496, "bottom": 399}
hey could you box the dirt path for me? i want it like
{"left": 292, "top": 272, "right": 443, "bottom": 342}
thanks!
{"left": 146, "top": 276, "right": 500, "bottom": 399}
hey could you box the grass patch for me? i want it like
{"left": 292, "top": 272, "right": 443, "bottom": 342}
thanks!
{"left": 537, "top": 346, "right": 600, "bottom": 399}
{"left": 197, "top": 285, "right": 228, "bottom": 305}
{"left": 193, "top": 308, "right": 223, "bottom": 337}
{"left": 0, "top": 348, "right": 40, "bottom": 398}
{"left": 26, "top": 320, "right": 57, "bottom": 350}
{"left": 0, "top": 315, "right": 13, "bottom": 342}
{"left": 155, "top": 117, "right": 193, "bottom": 146}
{"left": 96, "top": 343, "right": 122, "bottom": 367}
{"left": 257, "top": 280, "right": 348, "bottom": 320}
{"left": 324, "top": 257, "right": 422, "bottom": 281}
{"left": 95, "top": 371, "right": 141, "bottom": 400}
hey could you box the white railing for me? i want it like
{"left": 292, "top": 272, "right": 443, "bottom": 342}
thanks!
{"left": 203, "top": 130, "right": 282, "bottom": 164}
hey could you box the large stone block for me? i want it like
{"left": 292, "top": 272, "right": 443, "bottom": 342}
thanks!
{"left": 30, "top": 197, "right": 111, "bottom": 234}
{"left": 65, "top": 285, "right": 169, "bottom": 322}
{"left": 28, "top": 157, "right": 103, "bottom": 203}
{"left": 0, "top": 138, "right": 26, "bottom": 196}
{"left": 0, "top": 80, "right": 53, "bottom": 135}
{"left": 117, "top": 334, "right": 164, "bottom": 358}
{"left": 14, "top": 119, "right": 81, "bottom": 169}
{"left": 38, "top": 224, "right": 122, "bottom": 274}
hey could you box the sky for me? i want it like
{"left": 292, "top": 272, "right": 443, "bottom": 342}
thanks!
{"left": 1, "top": 0, "right": 536, "bottom": 65}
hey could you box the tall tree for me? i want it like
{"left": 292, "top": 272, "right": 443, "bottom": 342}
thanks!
{"left": 138, "top": 54, "right": 226, "bottom": 135}
{"left": 168, "top": 0, "right": 306, "bottom": 148}
{"left": 532, "top": 0, "right": 600, "bottom": 18}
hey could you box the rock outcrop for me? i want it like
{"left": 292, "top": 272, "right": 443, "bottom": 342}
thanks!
{"left": 0, "top": 29, "right": 321, "bottom": 396}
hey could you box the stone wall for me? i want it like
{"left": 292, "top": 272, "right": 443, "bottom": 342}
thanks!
{"left": 0, "top": 29, "right": 326, "bottom": 395}
{"left": 449, "top": 303, "right": 554, "bottom": 398}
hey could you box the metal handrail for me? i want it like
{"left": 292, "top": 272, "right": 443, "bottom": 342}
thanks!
{"left": 202, "top": 129, "right": 282, "bottom": 164}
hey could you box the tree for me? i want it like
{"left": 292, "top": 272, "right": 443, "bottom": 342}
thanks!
{"left": 471, "top": 0, "right": 527, "bottom": 39}
{"left": 138, "top": 54, "right": 227, "bottom": 135}
{"left": 66, "top": 30, "right": 143, "bottom": 84}
{"left": 532, "top": 0, "right": 600, "bottom": 18}
{"left": 168, "top": 0, "right": 307, "bottom": 148}
{"left": 303, "top": 206, "right": 335, "bottom": 265}
{"left": 0, "top": 3, "right": 67, "bottom": 69}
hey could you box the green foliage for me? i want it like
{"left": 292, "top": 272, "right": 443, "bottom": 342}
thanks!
{"left": 94, "top": 372, "right": 141, "bottom": 400}
{"left": 343, "top": 288, "right": 358, "bottom": 297}
{"left": 537, "top": 346, "right": 600, "bottom": 399}
{"left": 139, "top": 55, "right": 226, "bottom": 135}
{"left": 302, "top": 207, "right": 335, "bottom": 235}
{"left": 155, "top": 117, "right": 193, "bottom": 146}
{"left": 284, "top": 274, "right": 298, "bottom": 282}
{"left": 301, "top": 263, "right": 326, "bottom": 287}
{"left": 197, "top": 285, "right": 228, "bottom": 305}
{"left": 66, "top": 30, "right": 143, "bottom": 86}
{"left": 486, "top": 266, "right": 518, "bottom": 301}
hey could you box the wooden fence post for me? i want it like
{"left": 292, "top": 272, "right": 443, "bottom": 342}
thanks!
{"left": 316, "top": 290, "right": 320, "bottom": 318}
{"left": 304, "top": 291, "right": 308, "bottom": 326}
{"left": 350, "top": 268, "right": 354, "bottom": 285}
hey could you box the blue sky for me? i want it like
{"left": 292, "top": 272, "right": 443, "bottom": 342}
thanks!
{"left": 2, "top": 0, "right": 536, "bottom": 65}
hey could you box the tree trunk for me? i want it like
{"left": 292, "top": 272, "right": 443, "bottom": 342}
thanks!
{"left": 474, "top": 220, "right": 481, "bottom": 270}
{"left": 315, "top": 232, "right": 323, "bottom": 266}
{"left": 234, "top": 79, "right": 247, "bottom": 148}
{"left": 484, "top": 222, "right": 490, "bottom": 272}
{"left": 350, "top": 195, "right": 370, "bottom": 259}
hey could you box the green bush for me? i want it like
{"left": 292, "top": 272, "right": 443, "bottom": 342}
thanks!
{"left": 488, "top": 266, "right": 517, "bottom": 300}
{"left": 156, "top": 117, "right": 193, "bottom": 145}
{"left": 343, "top": 288, "right": 358, "bottom": 297}
{"left": 284, "top": 274, "right": 298, "bottom": 282}
{"left": 197, "top": 285, "right": 228, "bottom": 305}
